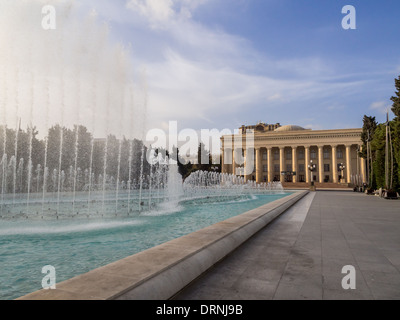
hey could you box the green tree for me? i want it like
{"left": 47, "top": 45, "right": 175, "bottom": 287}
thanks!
{"left": 361, "top": 116, "right": 377, "bottom": 147}
{"left": 390, "top": 75, "right": 400, "bottom": 192}
{"left": 197, "top": 142, "right": 210, "bottom": 171}
{"left": 389, "top": 120, "right": 400, "bottom": 192}
{"left": 391, "top": 75, "right": 400, "bottom": 118}
{"left": 370, "top": 124, "right": 386, "bottom": 189}
{"left": 360, "top": 115, "right": 377, "bottom": 187}
{"left": 168, "top": 146, "right": 194, "bottom": 179}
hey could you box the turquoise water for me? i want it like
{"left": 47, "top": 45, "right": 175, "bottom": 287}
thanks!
{"left": 0, "top": 192, "right": 291, "bottom": 300}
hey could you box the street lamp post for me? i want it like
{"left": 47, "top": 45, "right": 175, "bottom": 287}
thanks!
{"left": 308, "top": 160, "right": 316, "bottom": 191}
{"left": 338, "top": 163, "right": 346, "bottom": 183}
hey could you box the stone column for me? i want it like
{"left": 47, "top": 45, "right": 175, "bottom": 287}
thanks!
{"left": 305, "top": 146, "right": 310, "bottom": 183}
{"left": 346, "top": 145, "right": 352, "bottom": 184}
{"left": 360, "top": 146, "right": 366, "bottom": 184}
{"left": 267, "top": 148, "right": 273, "bottom": 183}
{"left": 279, "top": 147, "right": 285, "bottom": 182}
{"left": 292, "top": 146, "right": 297, "bottom": 183}
{"left": 232, "top": 148, "right": 236, "bottom": 175}
{"left": 332, "top": 145, "right": 338, "bottom": 183}
{"left": 243, "top": 149, "right": 247, "bottom": 182}
{"left": 255, "top": 148, "right": 261, "bottom": 183}
{"left": 318, "top": 146, "right": 324, "bottom": 183}
{"left": 221, "top": 149, "right": 225, "bottom": 174}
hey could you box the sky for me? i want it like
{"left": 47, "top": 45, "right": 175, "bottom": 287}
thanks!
{"left": 1, "top": 0, "right": 400, "bottom": 141}
{"left": 81, "top": 0, "right": 400, "bottom": 132}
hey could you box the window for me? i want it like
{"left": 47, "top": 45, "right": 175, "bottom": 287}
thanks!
{"left": 299, "top": 175, "right": 305, "bottom": 182}
{"left": 299, "top": 164, "right": 305, "bottom": 172}
{"left": 311, "top": 149, "right": 317, "bottom": 159}
{"left": 273, "top": 149, "right": 279, "bottom": 160}
{"left": 298, "top": 149, "right": 305, "bottom": 160}
{"left": 262, "top": 152, "right": 268, "bottom": 160}
{"left": 274, "top": 164, "right": 280, "bottom": 173}
{"left": 324, "top": 164, "right": 330, "bottom": 172}
{"left": 337, "top": 148, "right": 343, "bottom": 159}
{"left": 286, "top": 150, "right": 292, "bottom": 160}
{"left": 263, "top": 165, "right": 268, "bottom": 173}
{"left": 286, "top": 164, "right": 292, "bottom": 172}
{"left": 324, "top": 148, "right": 330, "bottom": 159}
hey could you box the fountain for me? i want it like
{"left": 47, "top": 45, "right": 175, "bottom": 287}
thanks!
{"left": 0, "top": 1, "right": 286, "bottom": 221}
{"left": 0, "top": 1, "right": 288, "bottom": 300}
{"left": 0, "top": 1, "right": 144, "bottom": 218}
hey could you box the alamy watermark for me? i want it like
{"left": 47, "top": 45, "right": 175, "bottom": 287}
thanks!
{"left": 41, "top": 5, "right": 56, "bottom": 30}
{"left": 341, "top": 265, "right": 356, "bottom": 290}
{"left": 145, "top": 121, "right": 255, "bottom": 175}
{"left": 41, "top": 265, "right": 56, "bottom": 290}
{"left": 342, "top": 5, "right": 356, "bottom": 30}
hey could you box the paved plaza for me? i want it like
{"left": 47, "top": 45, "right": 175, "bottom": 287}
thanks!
{"left": 174, "top": 191, "right": 400, "bottom": 300}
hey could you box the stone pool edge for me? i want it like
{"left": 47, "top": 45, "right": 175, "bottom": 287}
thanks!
{"left": 17, "top": 190, "right": 309, "bottom": 300}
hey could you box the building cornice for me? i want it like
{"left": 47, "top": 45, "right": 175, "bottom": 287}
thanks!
{"left": 221, "top": 128, "right": 363, "bottom": 147}
{"left": 222, "top": 128, "right": 361, "bottom": 139}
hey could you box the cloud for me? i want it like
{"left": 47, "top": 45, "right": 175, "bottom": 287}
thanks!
{"left": 326, "top": 104, "right": 346, "bottom": 111}
{"left": 369, "top": 101, "right": 391, "bottom": 114}
{"left": 4, "top": 0, "right": 373, "bottom": 137}
{"left": 268, "top": 93, "right": 283, "bottom": 102}
{"left": 145, "top": 50, "right": 269, "bottom": 125}
{"left": 125, "top": 0, "right": 209, "bottom": 29}
{"left": 304, "top": 124, "right": 323, "bottom": 130}
{"left": 121, "top": 0, "right": 372, "bottom": 133}
{"left": 142, "top": 48, "right": 370, "bottom": 134}
{"left": 123, "top": 0, "right": 352, "bottom": 84}
{"left": 127, "top": 0, "right": 175, "bottom": 26}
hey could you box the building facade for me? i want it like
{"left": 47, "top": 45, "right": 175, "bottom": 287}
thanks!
{"left": 221, "top": 123, "right": 366, "bottom": 185}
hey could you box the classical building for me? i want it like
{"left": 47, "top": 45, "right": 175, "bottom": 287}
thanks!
{"left": 221, "top": 122, "right": 366, "bottom": 185}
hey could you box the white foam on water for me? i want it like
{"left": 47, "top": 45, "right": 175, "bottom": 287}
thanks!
{"left": 0, "top": 219, "right": 144, "bottom": 236}
{"left": 140, "top": 201, "right": 184, "bottom": 217}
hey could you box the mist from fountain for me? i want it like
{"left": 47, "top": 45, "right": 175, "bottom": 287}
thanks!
{"left": 0, "top": 1, "right": 285, "bottom": 223}
{"left": 1, "top": 1, "right": 144, "bottom": 219}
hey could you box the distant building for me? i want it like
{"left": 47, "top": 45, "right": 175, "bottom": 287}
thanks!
{"left": 221, "top": 123, "right": 366, "bottom": 185}
{"left": 238, "top": 122, "right": 281, "bottom": 134}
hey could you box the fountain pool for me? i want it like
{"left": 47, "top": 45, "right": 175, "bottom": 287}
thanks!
{"left": 0, "top": 190, "right": 291, "bottom": 300}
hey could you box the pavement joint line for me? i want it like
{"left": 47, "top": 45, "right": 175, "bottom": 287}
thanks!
{"left": 272, "top": 192, "right": 316, "bottom": 300}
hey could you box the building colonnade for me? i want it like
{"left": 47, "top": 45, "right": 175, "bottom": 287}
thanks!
{"left": 222, "top": 144, "right": 366, "bottom": 185}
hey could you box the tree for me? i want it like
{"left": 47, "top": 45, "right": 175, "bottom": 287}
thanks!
{"left": 197, "top": 142, "right": 210, "bottom": 171}
{"left": 360, "top": 115, "right": 378, "bottom": 187}
{"left": 361, "top": 116, "right": 377, "bottom": 147}
{"left": 389, "top": 75, "right": 400, "bottom": 192}
{"left": 389, "top": 120, "right": 400, "bottom": 192}
{"left": 361, "top": 76, "right": 400, "bottom": 192}
{"left": 391, "top": 75, "right": 400, "bottom": 118}
{"left": 370, "top": 124, "right": 386, "bottom": 189}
